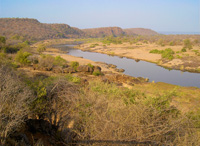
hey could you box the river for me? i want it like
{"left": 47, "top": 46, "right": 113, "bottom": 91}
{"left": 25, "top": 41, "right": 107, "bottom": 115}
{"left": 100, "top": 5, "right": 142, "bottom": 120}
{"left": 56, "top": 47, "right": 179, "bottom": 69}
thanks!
{"left": 62, "top": 44, "right": 200, "bottom": 88}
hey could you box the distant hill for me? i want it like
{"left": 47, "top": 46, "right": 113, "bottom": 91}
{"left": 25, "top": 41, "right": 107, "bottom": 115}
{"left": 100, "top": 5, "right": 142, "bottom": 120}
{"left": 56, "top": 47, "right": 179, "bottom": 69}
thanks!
{"left": 0, "top": 18, "right": 85, "bottom": 40}
{"left": 82, "top": 27, "right": 125, "bottom": 37}
{"left": 0, "top": 18, "right": 159, "bottom": 40}
{"left": 123, "top": 28, "right": 158, "bottom": 36}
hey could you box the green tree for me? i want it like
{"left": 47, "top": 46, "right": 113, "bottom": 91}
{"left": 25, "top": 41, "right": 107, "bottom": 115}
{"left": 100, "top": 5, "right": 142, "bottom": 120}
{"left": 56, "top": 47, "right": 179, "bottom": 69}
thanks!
{"left": 37, "top": 44, "right": 46, "bottom": 54}
{"left": 0, "top": 36, "right": 6, "bottom": 48}
{"left": 183, "top": 39, "right": 193, "bottom": 50}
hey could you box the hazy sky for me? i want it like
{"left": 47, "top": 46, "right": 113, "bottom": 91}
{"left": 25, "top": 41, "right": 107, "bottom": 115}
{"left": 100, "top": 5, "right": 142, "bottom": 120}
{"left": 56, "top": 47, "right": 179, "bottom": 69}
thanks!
{"left": 0, "top": 0, "right": 199, "bottom": 32}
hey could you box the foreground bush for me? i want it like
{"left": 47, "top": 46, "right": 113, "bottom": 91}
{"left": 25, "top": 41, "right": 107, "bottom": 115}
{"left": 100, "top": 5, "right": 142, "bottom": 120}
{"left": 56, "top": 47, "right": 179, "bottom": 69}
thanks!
{"left": 0, "top": 65, "right": 34, "bottom": 144}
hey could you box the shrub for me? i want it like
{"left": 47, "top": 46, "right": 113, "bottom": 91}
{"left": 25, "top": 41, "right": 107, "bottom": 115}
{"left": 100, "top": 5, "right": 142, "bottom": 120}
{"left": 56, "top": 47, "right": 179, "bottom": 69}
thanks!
{"left": 65, "top": 74, "right": 81, "bottom": 84}
{"left": 0, "top": 65, "right": 34, "bottom": 144}
{"left": 90, "top": 43, "right": 99, "bottom": 48}
{"left": 37, "top": 44, "right": 46, "bottom": 54}
{"left": 15, "top": 50, "right": 32, "bottom": 65}
{"left": 70, "top": 61, "right": 79, "bottom": 70}
{"left": 149, "top": 49, "right": 163, "bottom": 54}
{"left": 53, "top": 55, "right": 67, "bottom": 67}
{"left": 161, "top": 48, "right": 174, "bottom": 60}
{"left": 181, "top": 48, "right": 187, "bottom": 52}
{"left": 87, "top": 63, "right": 94, "bottom": 69}
{"left": 183, "top": 39, "right": 193, "bottom": 50}
{"left": 38, "top": 54, "right": 55, "bottom": 69}
{"left": 150, "top": 48, "right": 174, "bottom": 60}
{"left": 92, "top": 70, "right": 102, "bottom": 76}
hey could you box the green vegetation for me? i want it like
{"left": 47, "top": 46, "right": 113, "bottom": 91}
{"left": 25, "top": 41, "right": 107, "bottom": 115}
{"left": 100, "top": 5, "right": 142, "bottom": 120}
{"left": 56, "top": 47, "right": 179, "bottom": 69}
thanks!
{"left": 102, "top": 36, "right": 122, "bottom": 45}
{"left": 90, "top": 43, "right": 99, "bottom": 48}
{"left": 183, "top": 39, "right": 193, "bottom": 50}
{"left": 87, "top": 63, "right": 94, "bottom": 68}
{"left": 15, "top": 50, "right": 31, "bottom": 65}
{"left": 37, "top": 44, "right": 46, "bottom": 54}
{"left": 92, "top": 70, "right": 102, "bottom": 76}
{"left": 70, "top": 61, "right": 79, "bottom": 70}
{"left": 0, "top": 36, "right": 6, "bottom": 46}
{"left": 150, "top": 48, "right": 174, "bottom": 60}
{"left": 53, "top": 55, "right": 67, "bottom": 67}
{"left": 181, "top": 47, "right": 187, "bottom": 52}
{"left": 65, "top": 74, "right": 81, "bottom": 84}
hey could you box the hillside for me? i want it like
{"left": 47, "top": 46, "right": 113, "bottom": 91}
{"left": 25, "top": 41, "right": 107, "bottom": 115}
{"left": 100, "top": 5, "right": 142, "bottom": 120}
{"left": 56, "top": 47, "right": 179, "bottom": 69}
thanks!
{"left": 0, "top": 18, "right": 85, "bottom": 40}
{"left": 82, "top": 27, "right": 125, "bottom": 37}
{"left": 124, "top": 28, "right": 158, "bottom": 36}
{"left": 0, "top": 18, "right": 159, "bottom": 40}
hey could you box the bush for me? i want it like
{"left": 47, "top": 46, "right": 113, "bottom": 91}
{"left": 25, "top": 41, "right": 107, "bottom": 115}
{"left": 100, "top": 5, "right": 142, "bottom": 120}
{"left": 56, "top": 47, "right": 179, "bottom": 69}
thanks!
{"left": 38, "top": 54, "right": 55, "bottom": 69}
{"left": 70, "top": 61, "right": 79, "bottom": 70}
{"left": 150, "top": 48, "right": 174, "bottom": 60}
{"left": 183, "top": 39, "right": 193, "bottom": 50}
{"left": 90, "top": 43, "right": 99, "bottom": 48}
{"left": 87, "top": 63, "right": 94, "bottom": 69}
{"left": 37, "top": 44, "right": 46, "bottom": 54}
{"left": 92, "top": 70, "right": 102, "bottom": 76}
{"left": 53, "top": 55, "right": 67, "bottom": 67}
{"left": 65, "top": 74, "right": 81, "bottom": 84}
{"left": 181, "top": 48, "right": 187, "bottom": 52}
{"left": 0, "top": 65, "right": 34, "bottom": 144}
{"left": 15, "top": 50, "right": 32, "bottom": 65}
{"left": 161, "top": 48, "right": 174, "bottom": 60}
{"left": 149, "top": 49, "right": 163, "bottom": 54}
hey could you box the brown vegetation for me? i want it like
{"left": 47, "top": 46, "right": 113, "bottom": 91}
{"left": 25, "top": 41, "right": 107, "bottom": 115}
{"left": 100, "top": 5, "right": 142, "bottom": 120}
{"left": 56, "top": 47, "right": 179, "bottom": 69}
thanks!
{"left": 124, "top": 28, "right": 158, "bottom": 36}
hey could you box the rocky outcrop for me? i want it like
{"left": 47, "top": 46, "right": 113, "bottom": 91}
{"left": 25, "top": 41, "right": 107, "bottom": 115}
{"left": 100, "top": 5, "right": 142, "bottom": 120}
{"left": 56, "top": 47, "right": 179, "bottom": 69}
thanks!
{"left": 77, "top": 65, "right": 93, "bottom": 73}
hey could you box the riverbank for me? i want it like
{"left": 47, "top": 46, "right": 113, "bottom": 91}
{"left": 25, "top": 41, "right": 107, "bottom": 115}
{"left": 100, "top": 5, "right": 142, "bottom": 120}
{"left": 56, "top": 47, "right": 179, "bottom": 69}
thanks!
{"left": 76, "top": 41, "right": 200, "bottom": 73}
{"left": 27, "top": 39, "right": 200, "bottom": 113}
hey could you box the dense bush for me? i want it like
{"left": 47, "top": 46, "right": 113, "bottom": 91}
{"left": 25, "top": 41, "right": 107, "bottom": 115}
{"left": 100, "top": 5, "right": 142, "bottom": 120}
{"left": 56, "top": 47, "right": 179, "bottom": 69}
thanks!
{"left": 15, "top": 50, "right": 32, "bottom": 65}
{"left": 0, "top": 65, "right": 34, "bottom": 144}
{"left": 70, "top": 61, "right": 79, "bottom": 70}
{"left": 161, "top": 48, "right": 174, "bottom": 60}
{"left": 53, "top": 55, "right": 67, "bottom": 67}
{"left": 150, "top": 48, "right": 174, "bottom": 60}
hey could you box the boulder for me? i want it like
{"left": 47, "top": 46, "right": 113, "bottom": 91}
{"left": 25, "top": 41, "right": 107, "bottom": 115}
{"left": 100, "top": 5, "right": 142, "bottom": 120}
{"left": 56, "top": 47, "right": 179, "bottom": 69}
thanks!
{"left": 93, "top": 66, "right": 101, "bottom": 72}
{"left": 77, "top": 65, "right": 93, "bottom": 72}
{"left": 63, "top": 67, "right": 76, "bottom": 73}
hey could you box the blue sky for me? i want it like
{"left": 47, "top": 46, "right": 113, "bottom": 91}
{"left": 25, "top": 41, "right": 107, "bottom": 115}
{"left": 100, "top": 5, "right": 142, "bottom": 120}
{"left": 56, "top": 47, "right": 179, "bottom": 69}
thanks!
{"left": 0, "top": 0, "right": 199, "bottom": 32}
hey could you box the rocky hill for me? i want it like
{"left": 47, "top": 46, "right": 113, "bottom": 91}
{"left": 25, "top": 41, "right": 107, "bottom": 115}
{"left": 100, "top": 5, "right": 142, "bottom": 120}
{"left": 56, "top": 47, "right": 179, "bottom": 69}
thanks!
{"left": 123, "top": 28, "right": 158, "bottom": 36}
{"left": 0, "top": 18, "right": 85, "bottom": 40}
{"left": 82, "top": 27, "right": 125, "bottom": 37}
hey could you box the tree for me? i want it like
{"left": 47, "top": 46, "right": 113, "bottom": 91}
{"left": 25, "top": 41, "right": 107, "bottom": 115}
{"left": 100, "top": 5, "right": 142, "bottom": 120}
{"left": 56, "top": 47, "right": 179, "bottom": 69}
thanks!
{"left": 0, "top": 36, "right": 6, "bottom": 48}
{"left": 183, "top": 39, "right": 193, "bottom": 50}
{"left": 37, "top": 44, "right": 46, "bottom": 54}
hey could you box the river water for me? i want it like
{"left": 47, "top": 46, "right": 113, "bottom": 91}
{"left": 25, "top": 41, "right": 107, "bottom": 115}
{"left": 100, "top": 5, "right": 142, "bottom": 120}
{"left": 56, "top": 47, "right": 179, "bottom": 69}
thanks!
{"left": 63, "top": 44, "right": 200, "bottom": 88}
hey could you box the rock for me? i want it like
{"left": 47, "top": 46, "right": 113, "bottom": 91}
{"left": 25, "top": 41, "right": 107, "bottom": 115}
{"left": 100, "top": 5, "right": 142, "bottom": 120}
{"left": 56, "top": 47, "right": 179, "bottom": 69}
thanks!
{"left": 93, "top": 66, "right": 101, "bottom": 72}
{"left": 119, "top": 69, "right": 125, "bottom": 72}
{"left": 77, "top": 65, "right": 93, "bottom": 72}
{"left": 63, "top": 67, "right": 76, "bottom": 73}
{"left": 135, "top": 59, "right": 140, "bottom": 62}
{"left": 108, "top": 64, "right": 117, "bottom": 68}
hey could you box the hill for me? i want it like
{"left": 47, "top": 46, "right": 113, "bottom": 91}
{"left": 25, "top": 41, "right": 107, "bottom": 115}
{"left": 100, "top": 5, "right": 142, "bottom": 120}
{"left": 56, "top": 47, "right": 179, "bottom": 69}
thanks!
{"left": 0, "top": 18, "right": 159, "bottom": 40}
{"left": 0, "top": 18, "right": 85, "bottom": 40}
{"left": 82, "top": 27, "right": 125, "bottom": 37}
{"left": 123, "top": 28, "right": 158, "bottom": 36}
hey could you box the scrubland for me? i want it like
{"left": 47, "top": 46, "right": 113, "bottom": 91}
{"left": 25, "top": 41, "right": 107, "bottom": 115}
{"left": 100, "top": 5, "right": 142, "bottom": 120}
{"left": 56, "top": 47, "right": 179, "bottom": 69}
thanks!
{"left": 0, "top": 35, "right": 200, "bottom": 145}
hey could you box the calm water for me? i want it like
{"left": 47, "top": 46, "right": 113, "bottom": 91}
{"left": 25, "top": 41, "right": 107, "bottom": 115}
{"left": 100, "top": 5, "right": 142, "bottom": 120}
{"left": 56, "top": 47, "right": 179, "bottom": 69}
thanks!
{"left": 64, "top": 45, "right": 200, "bottom": 88}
